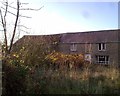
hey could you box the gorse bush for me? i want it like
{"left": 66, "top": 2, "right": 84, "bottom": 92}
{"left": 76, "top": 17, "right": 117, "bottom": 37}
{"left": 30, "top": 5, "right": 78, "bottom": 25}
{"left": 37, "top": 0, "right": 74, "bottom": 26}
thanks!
{"left": 46, "top": 52, "right": 85, "bottom": 70}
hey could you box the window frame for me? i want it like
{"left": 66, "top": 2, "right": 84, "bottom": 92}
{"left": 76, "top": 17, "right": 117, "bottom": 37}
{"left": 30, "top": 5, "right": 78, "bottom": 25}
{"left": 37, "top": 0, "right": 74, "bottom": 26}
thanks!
{"left": 96, "top": 55, "right": 109, "bottom": 64}
{"left": 98, "top": 43, "right": 106, "bottom": 51}
{"left": 70, "top": 43, "right": 77, "bottom": 52}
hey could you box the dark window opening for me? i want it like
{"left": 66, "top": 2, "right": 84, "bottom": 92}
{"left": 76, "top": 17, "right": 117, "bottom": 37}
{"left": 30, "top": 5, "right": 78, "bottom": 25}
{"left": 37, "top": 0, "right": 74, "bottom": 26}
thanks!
{"left": 98, "top": 43, "right": 106, "bottom": 51}
{"left": 96, "top": 55, "right": 109, "bottom": 64}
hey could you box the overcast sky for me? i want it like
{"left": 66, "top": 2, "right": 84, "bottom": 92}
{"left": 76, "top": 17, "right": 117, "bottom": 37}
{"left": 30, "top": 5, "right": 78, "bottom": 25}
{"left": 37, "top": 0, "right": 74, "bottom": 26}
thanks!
{"left": 0, "top": 0, "right": 119, "bottom": 42}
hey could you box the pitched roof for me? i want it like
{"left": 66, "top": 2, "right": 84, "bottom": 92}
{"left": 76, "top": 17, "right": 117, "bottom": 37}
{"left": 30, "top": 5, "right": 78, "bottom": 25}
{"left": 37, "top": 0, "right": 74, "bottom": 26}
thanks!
{"left": 14, "top": 34, "right": 62, "bottom": 46}
{"left": 14, "top": 29, "right": 120, "bottom": 46}
{"left": 60, "top": 29, "right": 120, "bottom": 43}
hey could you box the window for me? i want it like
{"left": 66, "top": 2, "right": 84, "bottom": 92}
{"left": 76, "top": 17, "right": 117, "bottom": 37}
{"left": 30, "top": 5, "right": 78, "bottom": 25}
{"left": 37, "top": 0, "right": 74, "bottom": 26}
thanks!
{"left": 70, "top": 43, "right": 77, "bottom": 52}
{"left": 96, "top": 55, "right": 109, "bottom": 64}
{"left": 98, "top": 43, "right": 106, "bottom": 51}
{"left": 85, "top": 43, "right": 92, "bottom": 53}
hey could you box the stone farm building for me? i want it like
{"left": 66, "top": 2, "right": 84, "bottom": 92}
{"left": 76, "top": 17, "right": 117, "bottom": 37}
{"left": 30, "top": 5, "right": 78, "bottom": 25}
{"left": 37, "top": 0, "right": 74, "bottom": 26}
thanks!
{"left": 13, "top": 29, "right": 120, "bottom": 67}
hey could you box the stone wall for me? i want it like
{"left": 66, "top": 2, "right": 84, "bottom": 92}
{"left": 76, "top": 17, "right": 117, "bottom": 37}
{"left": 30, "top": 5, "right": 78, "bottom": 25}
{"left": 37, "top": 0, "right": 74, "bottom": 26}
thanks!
{"left": 59, "top": 42, "right": 119, "bottom": 66}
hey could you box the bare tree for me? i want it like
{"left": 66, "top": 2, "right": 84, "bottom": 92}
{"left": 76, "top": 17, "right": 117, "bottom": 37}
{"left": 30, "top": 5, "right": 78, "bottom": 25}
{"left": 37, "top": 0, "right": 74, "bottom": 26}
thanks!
{"left": 0, "top": 0, "right": 43, "bottom": 57}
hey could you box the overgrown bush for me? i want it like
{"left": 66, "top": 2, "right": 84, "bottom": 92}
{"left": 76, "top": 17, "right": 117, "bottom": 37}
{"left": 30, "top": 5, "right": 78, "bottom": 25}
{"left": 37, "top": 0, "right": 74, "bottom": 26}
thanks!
{"left": 46, "top": 52, "right": 85, "bottom": 70}
{"left": 2, "top": 48, "right": 36, "bottom": 95}
{"left": 2, "top": 57, "right": 29, "bottom": 95}
{"left": 2, "top": 41, "right": 54, "bottom": 95}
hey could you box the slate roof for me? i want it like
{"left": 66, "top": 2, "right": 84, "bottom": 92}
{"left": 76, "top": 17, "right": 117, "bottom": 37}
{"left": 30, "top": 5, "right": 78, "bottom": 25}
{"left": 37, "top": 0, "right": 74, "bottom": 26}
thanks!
{"left": 14, "top": 29, "right": 120, "bottom": 46}
{"left": 14, "top": 34, "right": 62, "bottom": 46}
{"left": 60, "top": 29, "right": 120, "bottom": 43}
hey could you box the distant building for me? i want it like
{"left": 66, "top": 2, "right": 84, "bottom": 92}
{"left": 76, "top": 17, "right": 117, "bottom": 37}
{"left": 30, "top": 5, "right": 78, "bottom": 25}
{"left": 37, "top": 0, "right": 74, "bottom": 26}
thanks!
{"left": 58, "top": 29, "right": 120, "bottom": 67}
{"left": 13, "top": 29, "right": 120, "bottom": 67}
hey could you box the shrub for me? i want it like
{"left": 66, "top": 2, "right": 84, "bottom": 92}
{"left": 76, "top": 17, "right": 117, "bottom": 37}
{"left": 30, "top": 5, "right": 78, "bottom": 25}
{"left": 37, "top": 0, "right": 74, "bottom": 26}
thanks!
{"left": 46, "top": 52, "right": 85, "bottom": 70}
{"left": 2, "top": 52, "right": 29, "bottom": 95}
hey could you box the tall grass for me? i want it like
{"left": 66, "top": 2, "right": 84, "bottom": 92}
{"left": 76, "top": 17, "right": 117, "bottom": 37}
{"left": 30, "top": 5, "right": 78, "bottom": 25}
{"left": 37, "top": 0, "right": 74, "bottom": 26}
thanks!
{"left": 25, "top": 65, "right": 120, "bottom": 94}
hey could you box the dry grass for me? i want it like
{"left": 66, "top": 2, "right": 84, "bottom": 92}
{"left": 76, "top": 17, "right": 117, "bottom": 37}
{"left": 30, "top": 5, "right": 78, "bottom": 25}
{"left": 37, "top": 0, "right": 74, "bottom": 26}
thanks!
{"left": 25, "top": 64, "right": 120, "bottom": 94}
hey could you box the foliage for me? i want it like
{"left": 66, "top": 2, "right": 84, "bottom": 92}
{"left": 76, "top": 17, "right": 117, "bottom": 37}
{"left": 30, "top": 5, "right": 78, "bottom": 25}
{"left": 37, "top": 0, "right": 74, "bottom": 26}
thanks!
{"left": 2, "top": 38, "right": 57, "bottom": 95}
{"left": 46, "top": 52, "right": 85, "bottom": 70}
{"left": 2, "top": 57, "right": 29, "bottom": 95}
{"left": 2, "top": 54, "right": 120, "bottom": 95}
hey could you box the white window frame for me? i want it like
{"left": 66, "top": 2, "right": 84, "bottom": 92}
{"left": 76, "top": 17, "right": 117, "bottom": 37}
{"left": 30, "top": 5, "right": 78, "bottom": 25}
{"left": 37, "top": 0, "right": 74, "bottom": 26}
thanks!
{"left": 96, "top": 55, "right": 109, "bottom": 64}
{"left": 98, "top": 43, "right": 106, "bottom": 51}
{"left": 70, "top": 43, "right": 77, "bottom": 52}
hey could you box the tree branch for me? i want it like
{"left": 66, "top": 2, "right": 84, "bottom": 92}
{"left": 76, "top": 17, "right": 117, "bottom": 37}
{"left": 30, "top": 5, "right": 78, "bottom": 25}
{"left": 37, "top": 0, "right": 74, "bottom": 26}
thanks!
{"left": 0, "top": 0, "right": 43, "bottom": 55}
{"left": 4, "top": 1, "right": 8, "bottom": 18}
{"left": 19, "top": 29, "right": 30, "bottom": 34}
{"left": 1, "top": 7, "right": 32, "bottom": 18}
{"left": 20, "top": 6, "right": 44, "bottom": 11}
{"left": 18, "top": 25, "right": 30, "bottom": 29}
{"left": 0, "top": 1, "right": 15, "bottom": 9}
{"left": 0, "top": 8, "right": 8, "bottom": 54}
{"left": 9, "top": 0, "right": 20, "bottom": 53}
